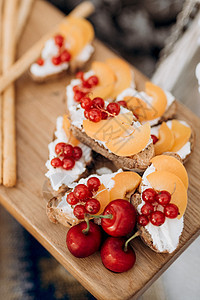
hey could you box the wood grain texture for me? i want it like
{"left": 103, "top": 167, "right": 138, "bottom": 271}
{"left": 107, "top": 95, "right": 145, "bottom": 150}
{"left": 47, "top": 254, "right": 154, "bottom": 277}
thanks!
{"left": 0, "top": 1, "right": 200, "bottom": 299}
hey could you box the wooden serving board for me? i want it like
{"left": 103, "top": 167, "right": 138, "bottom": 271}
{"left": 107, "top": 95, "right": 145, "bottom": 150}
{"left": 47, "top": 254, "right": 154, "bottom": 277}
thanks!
{"left": 1, "top": 1, "right": 200, "bottom": 299}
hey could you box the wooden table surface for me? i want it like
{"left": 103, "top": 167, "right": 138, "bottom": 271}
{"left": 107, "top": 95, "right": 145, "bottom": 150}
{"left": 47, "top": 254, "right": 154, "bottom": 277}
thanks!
{"left": 0, "top": 1, "right": 200, "bottom": 299}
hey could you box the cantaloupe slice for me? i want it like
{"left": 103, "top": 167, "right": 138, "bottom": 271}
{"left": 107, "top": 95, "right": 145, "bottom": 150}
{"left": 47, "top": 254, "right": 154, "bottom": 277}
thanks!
{"left": 170, "top": 120, "right": 191, "bottom": 152}
{"left": 123, "top": 96, "right": 148, "bottom": 122}
{"left": 147, "top": 171, "right": 187, "bottom": 219}
{"left": 83, "top": 112, "right": 134, "bottom": 142}
{"left": 154, "top": 122, "right": 174, "bottom": 155}
{"left": 63, "top": 115, "right": 80, "bottom": 146}
{"left": 151, "top": 155, "right": 188, "bottom": 189}
{"left": 90, "top": 61, "right": 115, "bottom": 99}
{"left": 105, "top": 122, "right": 151, "bottom": 156}
{"left": 110, "top": 172, "right": 141, "bottom": 201}
{"left": 105, "top": 58, "right": 132, "bottom": 99}
{"left": 94, "top": 184, "right": 110, "bottom": 214}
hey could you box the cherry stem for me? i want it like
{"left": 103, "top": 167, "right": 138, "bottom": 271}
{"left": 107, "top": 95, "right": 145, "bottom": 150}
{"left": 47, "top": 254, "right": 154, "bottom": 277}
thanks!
{"left": 124, "top": 231, "right": 140, "bottom": 252}
{"left": 82, "top": 215, "right": 90, "bottom": 235}
{"left": 86, "top": 213, "right": 113, "bottom": 220}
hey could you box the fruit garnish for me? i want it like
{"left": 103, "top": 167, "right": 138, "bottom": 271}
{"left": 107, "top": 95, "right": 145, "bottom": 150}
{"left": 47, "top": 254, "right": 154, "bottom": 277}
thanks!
{"left": 107, "top": 102, "right": 120, "bottom": 116}
{"left": 88, "top": 108, "right": 102, "bottom": 122}
{"left": 73, "top": 204, "right": 87, "bottom": 219}
{"left": 85, "top": 198, "right": 100, "bottom": 214}
{"left": 151, "top": 134, "right": 158, "bottom": 144}
{"left": 54, "top": 34, "right": 64, "bottom": 47}
{"left": 72, "top": 146, "right": 82, "bottom": 160}
{"left": 62, "top": 157, "right": 75, "bottom": 170}
{"left": 51, "top": 157, "right": 63, "bottom": 168}
{"left": 164, "top": 203, "right": 179, "bottom": 219}
{"left": 73, "top": 184, "right": 90, "bottom": 201}
{"left": 36, "top": 58, "right": 44, "bottom": 66}
{"left": 150, "top": 211, "right": 165, "bottom": 226}
{"left": 138, "top": 215, "right": 149, "bottom": 226}
{"left": 155, "top": 190, "right": 171, "bottom": 206}
{"left": 67, "top": 192, "right": 79, "bottom": 205}
{"left": 142, "top": 188, "right": 157, "bottom": 203}
{"left": 87, "top": 177, "right": 101, "bottom": 192}
{"left": 52, "top": 56, "right": 61, "bottom": 65}
{"left": 141, "top": 202, "right": 154, "bottom": 216}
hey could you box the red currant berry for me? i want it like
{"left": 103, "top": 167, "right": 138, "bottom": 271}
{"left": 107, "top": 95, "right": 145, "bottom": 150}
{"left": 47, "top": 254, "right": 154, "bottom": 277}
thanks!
{"left": 87, "top": 75, "right": 99, "bottom": 87}
{"left": 141, "top": 203, "right": 154, "bottom": 216}
{"left": 55, "top": 142, "right": 66, "bottom": 156}
{"left": 73, "top": 204, "right": 86, "bottom": 219}
{"left": 155, "top": 190, "right": 171, "bottom": 206}
{"left": 81, "top": 97, "right": 92, "bottom": 110}
{"left": 164, "top": 204, "right": 179, "bottom": 219}
{"left": 36, "top": 58, "right": 44, "bottom": 66}
{"left": 101, "top": 111, "right": 108, "bottom": 120}
{"left": 72, "top": 146, "right": 82, "bottom": 161}
{"left": 150, "top": 211, "right": 165, "bottom": 226}
{"left": 151, "top": 134, "right": 158, "bottom": 144}
{"left": 82, "top": 80, "right": 91, "bottom": 89}
{"left": 73, "top": 85, "right": 80, "bottom": 93}
{"left": 117, "top": 100, "right": 127, "bottom": 108}
{"left": 107, "top": 102, "right": 120, "bottom": 116}
{"left": 62, "top": 157, "right": 75, "bottom": 170}
{"left": 74, "top": 184, "right": 90, "bottom": 201}
{"left": 76, "top": 71, "right": 84, "bottom": 80}
{"left": 142, "top": 188, "right": 157, "bottom": 203}
{"left": 52, "top": 56, "right": 61, "bottom": 65}
{"left": 67, "top": 192, "right": 79, "bottom": 205}
{"left": 63, "top": 144, "right": 74, "bottom": 158}
{"left": 87, "top": 177, "right": 101, "bottom": 192}
{"left": 74, "top": 91, "right": 85, "bottom": 102}
{"left": 60, "top": 49, "right": 71, "bottom": 62}
{"left": 85, "top": 198, "right": 100, "bottom": 214}
{"left": 51, "top": 157, "right": 63, "bottom": 168}
{"left": 138, "top": 215, "right": 149, "bottom": 226}
{"left": 54, "top": 34, "right": 64, "bottom": 47}
{"left": 84, "top": 110, "right": 89, "bottom": 119}
{"left": 92, "top": 97, "right": 105, "bottom": 109}
{"left": 88, "top": 108, "right": 102, "bottom": 122}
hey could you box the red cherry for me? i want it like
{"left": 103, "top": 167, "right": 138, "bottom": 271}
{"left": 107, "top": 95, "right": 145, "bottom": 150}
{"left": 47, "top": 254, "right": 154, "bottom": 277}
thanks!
{"left": 51, "top": 157, "right": 63, "bottom": 168}
{"left": 117, "top": 100, "right": 127, "bottom": 108}
{"left": 74, "top": 90, "right": 85, "bottom": 102}
{"left": 92, "top": 97, "right": 105, "bottom": 109}
{"left": 151, "top": 134, "right": 158, "bottom": 144}
{"left": 36, "top": 58, "right": 44, "bottom": 66}
{"left": 63, "top": 144, "right": 74, "bottom": 158}
{"left": 74, "top": 184, "right": 90, "bottom": 201}
{"left": 76, "top": 71, "right": 84, "bottom": 80}
{"left": 88, "top": 108, "right": 102, "bottom": 122}
{"left": 142, "top": 188, "right": 157, "bottom": 203}
{"left": 55, "top": 142, "right": 66, "bottom": 156}
{"left": 54, "top": 34, "right": 64, "bottom": 47}
{"left": 87, "top": 75, "right": 99, "bottom": 87}
{"left": 62, "top": 157, "right": 75, "bottom": 170}
{"left": 101, "top": 111, "right": 108, "bottom": 119}
{"left": 101, "top": 199, "right": 137, "bottom": 237}
{"left": 150, "top": 211, "right": 165, "bottom": 226}
{"left": 155, "top": 190, "right": 171, "bottom": 206}
{"left": 100, "top": 237, "right": 136, "bottom": 273}
{"left": 73, "top": 204, "right": 87, "bottom": 219}
{"left": 85, "top": 198, "right": 100, "bottom": 214}
{"left": 81, "top": 97, "right": 92, "bottom": 110}
{"left": 164, "top": 203, "right": 179, "bottom": 219}
{"left": 137, "top": 215, "right": 149, "bottom": 226}
{"left": 84, "top": 110, "right": 89, "bottom": 119}
{"left": 52, "top": 56, "right": 61, "bottom": 65}
{"left": 66, "top": 221, "right": 102, "bottom": 258}
{"left": 72, "top": 146, "right": 82, "bottom": 161}
{"left": 107, "top": 102, "right": 120, "bottom": 116}
{"left": 87, "top": 177, "right": 101, "bottom": 192}
{"left": 141, "top": 203, "right": 154, "bottom": 216}
{"left": 60, "top": 49, "right": 71, "bottom": 62}
{"left": 67, "top": 192, "right": 79, "bottom": 205}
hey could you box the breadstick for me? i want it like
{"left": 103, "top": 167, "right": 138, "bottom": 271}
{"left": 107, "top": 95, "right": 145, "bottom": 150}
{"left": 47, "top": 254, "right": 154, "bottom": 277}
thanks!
{"left": 0, "top": 1, "right": 95, "bottom": 94}
{"left": 2, "top": 0, "right": 19, "bottom": 187}
{"left": 16, "top": 0, "right": 34, "bottom": 41}
{"left": 0, "top": 0, "right": 3, "bottom": 184}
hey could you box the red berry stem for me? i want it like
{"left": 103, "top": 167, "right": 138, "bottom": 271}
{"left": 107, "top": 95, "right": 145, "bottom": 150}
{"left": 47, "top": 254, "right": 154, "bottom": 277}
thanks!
{"left": 124, "top": 231, "right": 140, "bottom": 252}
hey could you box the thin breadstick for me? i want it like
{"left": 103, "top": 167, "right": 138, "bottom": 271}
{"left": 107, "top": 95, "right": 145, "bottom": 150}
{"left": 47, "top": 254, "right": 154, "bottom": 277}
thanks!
{"left": 0, "top": 0, "right": 4, "bottom": 184}
{"left": 16, "top": 0, "right": 34, "bottom": 41}
{"left": 0, "top": 1, "right": 95, "bottom": 94}
{"left": 2, "top": 0, "right": 19, "bottom": 187}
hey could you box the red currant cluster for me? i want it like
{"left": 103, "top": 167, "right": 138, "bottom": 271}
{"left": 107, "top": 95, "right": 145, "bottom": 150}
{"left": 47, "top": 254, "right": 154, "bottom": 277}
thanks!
{"left": 36, "top": 34, "right": 71, "bottom": 67}
{"left": 80, "top": 96, "right": 127, "bottom": 123}
{"left": 151, "top": 134, "right": 158, "bottom": 144}
{"left": 66, "top": 177, "right": 101, "bottom": 218}
{"left": 73, "top": 71, "right": 99, "bottom": 102}
{"left": 51, "top": 142, "right": 82, "bottom": 170}
{"left": 138, "top": 188, "right": 179, "bottom": 227}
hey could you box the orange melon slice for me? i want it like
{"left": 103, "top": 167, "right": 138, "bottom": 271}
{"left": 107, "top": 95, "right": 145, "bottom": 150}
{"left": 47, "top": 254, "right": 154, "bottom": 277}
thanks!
{"left": 94, "top": 183, "right": 110, "bottom": 214}
{"left": 170, "top": 120, "right": 191, "bottom": 152}
{"left": 147, "top": 171, "right": 187, "bottom": 219}
{"left": 105, "top": 122, "right": 151, "bottom": 156}
{"left": 150, "top": 155, "right": 188, "bottom": 189}
{"left": 83, "top": 112, "right": 134, "bottom": 142}
{"left": 90, "top": 61, "right": 115, "bottom": 99}
{"left": 154, "top": 122, "right": 174, "bottom": 155}
{"left": 110, "top": 172, "right": 141, "bottom": 201}
{"left": 105, "top": 58, "right": 132, "bottom": 99}
{"left": 63, "top": 115, "right": 80, "bottom": 146}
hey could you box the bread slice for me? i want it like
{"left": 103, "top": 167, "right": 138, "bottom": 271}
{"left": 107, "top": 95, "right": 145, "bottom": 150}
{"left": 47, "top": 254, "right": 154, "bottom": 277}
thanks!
{"left": 155, "top": 101, "right": 177, "bottom": 125}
